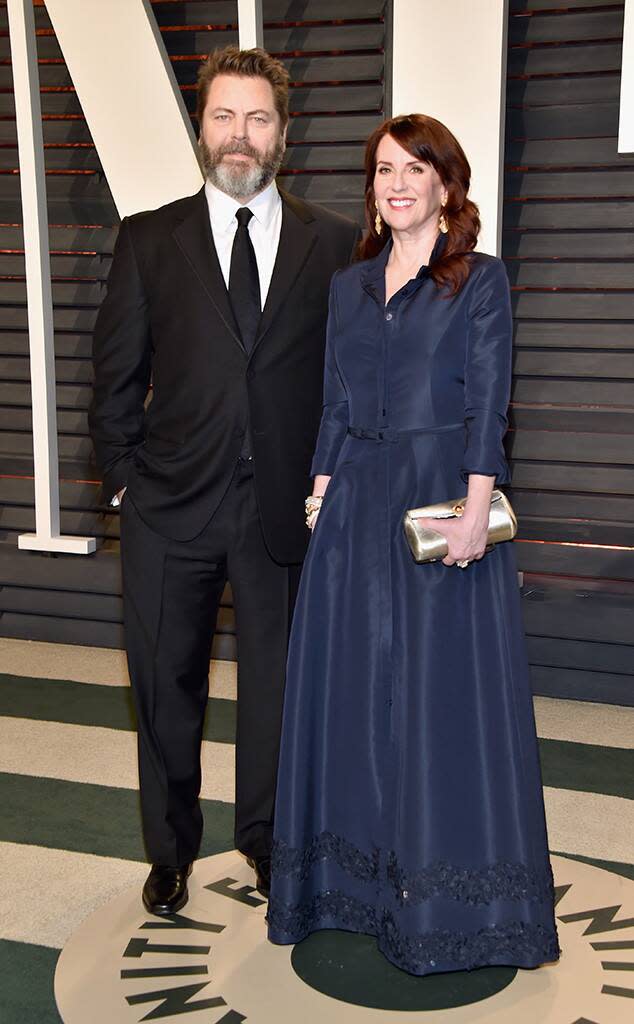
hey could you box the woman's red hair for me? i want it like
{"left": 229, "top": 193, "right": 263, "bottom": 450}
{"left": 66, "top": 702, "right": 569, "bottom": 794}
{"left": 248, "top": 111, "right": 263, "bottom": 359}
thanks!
{"left": 358, "top": 114, "right": 481, "bottom": 296}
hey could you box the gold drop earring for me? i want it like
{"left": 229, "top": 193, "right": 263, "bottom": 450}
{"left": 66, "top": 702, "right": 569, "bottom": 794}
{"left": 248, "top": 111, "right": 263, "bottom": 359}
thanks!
{"left": 439, "top": 195, "right": 449, "bottom": 234}
{"left": 375, "top": 201, "right": 382, "bottom": 235}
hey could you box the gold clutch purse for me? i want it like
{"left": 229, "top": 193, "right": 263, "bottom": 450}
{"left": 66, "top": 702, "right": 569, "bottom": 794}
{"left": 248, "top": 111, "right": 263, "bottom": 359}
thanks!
{"left": 403, "top": 489, "right": 517, "bottom": 563}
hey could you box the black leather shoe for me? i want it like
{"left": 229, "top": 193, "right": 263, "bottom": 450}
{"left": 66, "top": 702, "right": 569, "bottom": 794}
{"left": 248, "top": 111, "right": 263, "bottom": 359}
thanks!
{"left": 142, "top": 863, "right": 193, "bottom": 915}
{"left": 247, "top": 855, "right": 271, "bottom": 898}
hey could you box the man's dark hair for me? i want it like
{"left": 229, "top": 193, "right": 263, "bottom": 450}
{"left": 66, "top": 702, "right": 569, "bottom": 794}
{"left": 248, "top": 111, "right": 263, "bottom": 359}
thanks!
{"left": 196, "top": 45, "right": 290, "bottom": 127}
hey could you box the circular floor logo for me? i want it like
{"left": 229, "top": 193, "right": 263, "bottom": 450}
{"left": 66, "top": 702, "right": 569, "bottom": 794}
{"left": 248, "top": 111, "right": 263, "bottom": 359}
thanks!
{"left": 55, "top": 853, "right": 634, "bottom": 1023}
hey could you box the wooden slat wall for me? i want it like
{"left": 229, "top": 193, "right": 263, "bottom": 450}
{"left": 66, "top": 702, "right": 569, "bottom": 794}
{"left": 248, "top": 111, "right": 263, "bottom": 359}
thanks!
{"left": 505, "top": 0, "right": 634, "bottom": 703}
{"left": 0, "top": 0, "right": 387, "bottom": 656}
{"left": 1, "top": 0, "right": 631, "bottom": 706}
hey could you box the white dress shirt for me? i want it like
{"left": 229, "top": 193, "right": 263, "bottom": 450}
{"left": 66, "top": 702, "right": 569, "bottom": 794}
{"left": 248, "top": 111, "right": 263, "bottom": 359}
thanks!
{"left": 204, "top": 178, "right": 283, "bottom": 309}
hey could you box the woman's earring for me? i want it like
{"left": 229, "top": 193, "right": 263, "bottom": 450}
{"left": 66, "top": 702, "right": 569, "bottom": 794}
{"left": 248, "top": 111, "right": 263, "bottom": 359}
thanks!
{"left": 374, "top": 201, "right": 382, "bottom": 235}
{"left": 439, "top": 207, "right": 449, "bottom": 234}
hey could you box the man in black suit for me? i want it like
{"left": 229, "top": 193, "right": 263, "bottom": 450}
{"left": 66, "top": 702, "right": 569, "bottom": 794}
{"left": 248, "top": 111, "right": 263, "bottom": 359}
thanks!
{"left": 89, "top": 46, "right": 359, "bottom": 914}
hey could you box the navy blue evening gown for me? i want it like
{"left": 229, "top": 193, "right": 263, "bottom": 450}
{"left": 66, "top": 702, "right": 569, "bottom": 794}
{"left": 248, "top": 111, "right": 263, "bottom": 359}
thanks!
{"left": 266, "top": 238, "right": 560, "bottom": 976}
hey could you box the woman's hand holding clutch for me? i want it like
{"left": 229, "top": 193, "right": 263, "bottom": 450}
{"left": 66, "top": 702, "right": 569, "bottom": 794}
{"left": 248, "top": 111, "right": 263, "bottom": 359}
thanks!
{"left": 404, "top": 478, "right": 515, "bottom": 568}
{"left": 432, "top": 473, "right": 496, "bottom": 567}
{"left": 413, "top": 510, "right": 489, "bottom": 567}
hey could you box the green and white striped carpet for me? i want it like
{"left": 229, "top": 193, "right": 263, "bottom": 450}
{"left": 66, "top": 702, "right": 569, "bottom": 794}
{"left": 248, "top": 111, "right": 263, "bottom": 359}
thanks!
{"left": 0, "top": 637, "right": 633, "bottom": 1023}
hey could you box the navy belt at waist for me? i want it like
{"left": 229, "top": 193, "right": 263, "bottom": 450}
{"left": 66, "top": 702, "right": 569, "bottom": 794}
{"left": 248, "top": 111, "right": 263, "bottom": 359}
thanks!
{"left": 348, "top": 423, "right": 463, "bottom": 443}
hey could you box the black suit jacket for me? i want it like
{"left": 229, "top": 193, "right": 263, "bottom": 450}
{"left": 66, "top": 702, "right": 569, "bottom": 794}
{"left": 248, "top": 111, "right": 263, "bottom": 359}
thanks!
{"left": 89, "top": 186, "right": 360, "bottom": 564}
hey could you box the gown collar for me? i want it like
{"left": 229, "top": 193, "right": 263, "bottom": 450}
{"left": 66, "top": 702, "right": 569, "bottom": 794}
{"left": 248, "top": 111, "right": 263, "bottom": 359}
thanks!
{"left": 360, "top": 232, "right": 448, "bottom": 303}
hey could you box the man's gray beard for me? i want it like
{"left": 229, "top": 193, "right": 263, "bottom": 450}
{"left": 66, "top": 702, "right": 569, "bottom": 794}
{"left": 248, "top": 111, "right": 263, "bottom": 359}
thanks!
{"left": 200, "top": 136, "right": 285, "bottom": 200}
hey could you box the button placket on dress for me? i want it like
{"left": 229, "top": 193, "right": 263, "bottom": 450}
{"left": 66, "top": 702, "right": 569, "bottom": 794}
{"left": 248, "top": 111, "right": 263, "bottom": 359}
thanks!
{"left": 364, "top": 278, "right": 419, "bottom": 912}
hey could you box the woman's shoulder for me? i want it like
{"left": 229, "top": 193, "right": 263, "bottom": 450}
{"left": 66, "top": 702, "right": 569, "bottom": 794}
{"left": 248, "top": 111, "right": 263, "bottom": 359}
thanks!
{"left": 467, "top": 251, "right": 507, "bottom": 276}
{"left": 463, "top": 252, "right": 510, "bottom": 297}
{"left": 330, "top": 251, "right": 385, "bottom": 297}
{"left": 461, "top": 252, "right": 511, "bottom": 317}
{"left": 332, "top": 257, "right": 371, "bottom": 284}
{"left": 466, "top": 251, "right": 509, "bottom": 283}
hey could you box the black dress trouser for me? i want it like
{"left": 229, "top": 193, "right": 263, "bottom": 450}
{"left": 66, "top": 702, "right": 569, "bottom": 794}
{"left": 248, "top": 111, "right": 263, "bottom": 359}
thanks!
{"left": 120, "top": 459, "right": 300, "bottom": 866}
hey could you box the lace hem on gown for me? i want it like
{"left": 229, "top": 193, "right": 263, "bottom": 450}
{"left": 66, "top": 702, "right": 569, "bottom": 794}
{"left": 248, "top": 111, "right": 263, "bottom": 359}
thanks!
{"left": 268, "top": 831, "right": 561, "bottom": 976}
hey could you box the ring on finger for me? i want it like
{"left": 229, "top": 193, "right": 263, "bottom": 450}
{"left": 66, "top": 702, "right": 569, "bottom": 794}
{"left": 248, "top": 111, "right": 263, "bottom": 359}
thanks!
{"left": 456, "top": 559, "right": 470, "bottom": 569}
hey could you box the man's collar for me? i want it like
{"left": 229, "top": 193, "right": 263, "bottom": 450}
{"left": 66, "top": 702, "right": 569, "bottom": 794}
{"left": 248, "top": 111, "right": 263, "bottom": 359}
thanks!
{"left": 247, "top": 179, "right": 281, "bottom": 230}
{"left": 204, "top": 178, "right": 280, "bottom": 232}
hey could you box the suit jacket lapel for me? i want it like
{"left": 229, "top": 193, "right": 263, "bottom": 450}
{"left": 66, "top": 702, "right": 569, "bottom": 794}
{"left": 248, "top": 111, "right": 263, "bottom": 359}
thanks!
{"left": 250, "top": 188, "right": 318, "bottom": 357}
{"left": 172, "top": 187, "right": 244, "bottom": 352}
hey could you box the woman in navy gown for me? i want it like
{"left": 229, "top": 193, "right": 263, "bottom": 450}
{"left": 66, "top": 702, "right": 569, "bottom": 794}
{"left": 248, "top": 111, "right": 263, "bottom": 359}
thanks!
{"left": 267, "top": 114, "right": 560, "bottom": 976}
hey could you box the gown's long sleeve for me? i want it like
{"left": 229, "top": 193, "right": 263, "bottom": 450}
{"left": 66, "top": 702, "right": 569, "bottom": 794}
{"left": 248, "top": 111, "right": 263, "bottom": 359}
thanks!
{"left": 310, "top": 272, "right": 350, "bottom": 476}
{"left": 461, "top": 259, "right": 513, "bottom": 486}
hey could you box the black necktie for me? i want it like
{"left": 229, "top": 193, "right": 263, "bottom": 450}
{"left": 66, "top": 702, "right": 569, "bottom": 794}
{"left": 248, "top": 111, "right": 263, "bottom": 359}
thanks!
{"left": 228, "top": 207, "right": 261, "bottom": 354}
